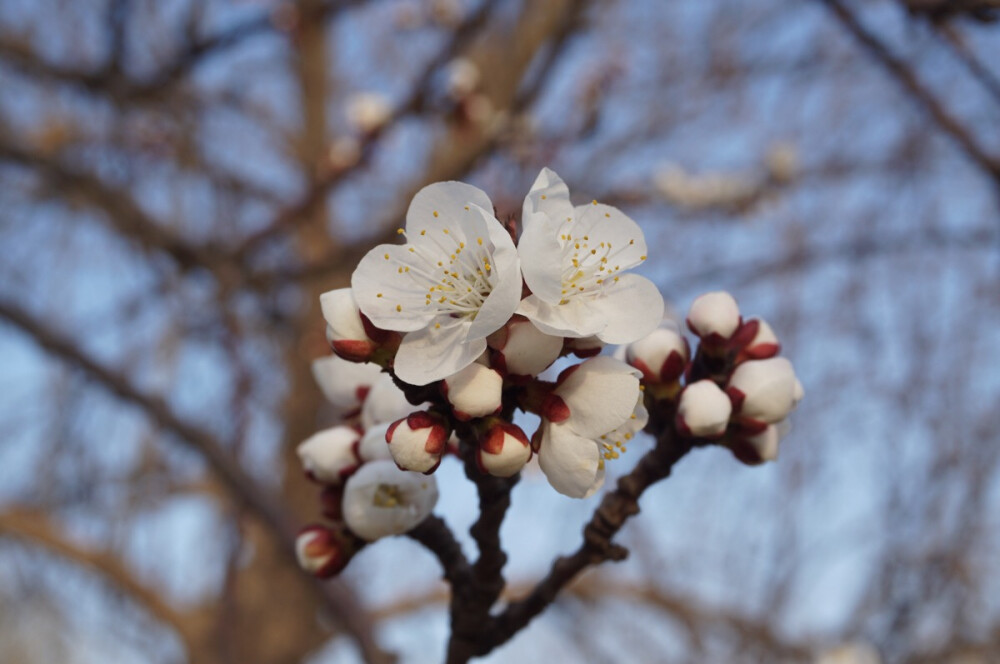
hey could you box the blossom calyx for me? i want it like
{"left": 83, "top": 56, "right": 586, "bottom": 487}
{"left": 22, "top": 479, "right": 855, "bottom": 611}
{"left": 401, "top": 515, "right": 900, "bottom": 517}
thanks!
{"left": 675, "top": 380, "right": 732, "bottom": 438}
{"left": 442, "top": 362, "right": 503, "bottom": 420}
{"left": 477, "top": 421, "right": 532, "bottom": 477}
{"left": 386, "top": 411, "right": 449, "bottom": 473}
{"left": 297, "top": 426, "right": 361, "bottom": 484}
{"left": 626, "top": 322, "right": 689, "bottom": 383}
{"left": 342, "top": 460, "right": 439, "bottom": 541}
{"left": 488, "top": 318, "right": 563, "bottom": 377}
{"left": 686, "top": 291, "right": 741, "bottom": 348}
{"left": 296, "top": 525, "right": 352, "bottom": 578}
{"left": 726, "top": 357, "right": 802, "bottom": 428}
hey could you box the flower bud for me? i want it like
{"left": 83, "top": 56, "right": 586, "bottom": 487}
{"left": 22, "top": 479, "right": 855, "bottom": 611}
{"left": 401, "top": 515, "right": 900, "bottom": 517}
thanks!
{"left": 357, "top": 422, "right": 393, "bottom": 463}
{"left": 361, "top": 373, "right": 424, "bottom": 430}
{"left": 445, "top": 57, "right": 480, "bottom": 99}
{"left": 686, "top": 291, "right": 741, "bottom": 346}
{"left": 295, "top": 525, "right": 349, "bottom": 578}
{"left": 729, "top": 422, "right": 786, "bottom": 465}
{"left": 386, "top": 411, "right": 448, "bottom": 473}
{"left": 488, "top": 318, "right": 563, "bottom": 377}
{"left": 342, "top": 460, "right": 439, "bottom": 541}
{"left": 297, "top": 426, "right": 361, "bottom": 484}
{"left": 442, "top": 362, "right": 503, "bottom": 420}
{"left": 726, "top": 357, "right": 800, "bottom": 426}
{"left": 565, "top": 336, "right": 603, "bottom": 358}
{"left": 345, "top": 92, "right": 391, "bottom": 134}
{"left": 738, "top": 317, "right": 780, "bottom": 360}
{"left": 675, "top": 380, "right": 732, "bottom": 438}
{"left": 625, "top": 322, "right": 689, "bottom": 383}
{"left": 311, "top": 355, "right": 381, "bottom": 413}
{"left": 478, "top": 422, "right": 532, "bottom": 477}
{"left": 320, "top": 288, "right": 376, "bottom": 362}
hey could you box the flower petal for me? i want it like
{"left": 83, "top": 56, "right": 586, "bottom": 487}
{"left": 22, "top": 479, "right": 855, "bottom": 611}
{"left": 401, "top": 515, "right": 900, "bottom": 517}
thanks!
{"left": 590, "top": 274, "right": 664, "bottom": 344}
{"left": 467, "top": 204, "right": 522, "bottom": 338}
{"left": 571, "top": 203, "right": 647, "bottom": 270}
{"left": 352, "top": 244, "right": 440, "bottom": 332}
{"left": 557, "top": 356, "right": 641, "bottom": 438}
{"left": 393, "top": 319, "right": 487, "bottom": 385}
{"left": 311, "top": 356, "right": 382, "bottom": 411}
{"left": 537, "top": 422, "right": 604, "bottom": 499}
{"left": 516, "top": 294, "right": 607, "bottom": 339}
{"left": 523, "top": 168, "right": 575, "bottom": 224}
{"left": 406, "top": 181, "right": 494, "bottom": 239}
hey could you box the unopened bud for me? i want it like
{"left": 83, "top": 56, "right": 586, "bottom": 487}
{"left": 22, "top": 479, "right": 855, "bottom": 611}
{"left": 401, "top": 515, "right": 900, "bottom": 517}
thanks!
{"left": 311, "top": 355, "right": 381, "bottom": 413}
{"left": 488, "top": 318, "right": 563, "bottom": 376}
{"left": 565, "top": 336, "right": 603, "bottom": 358}
{"left": 297, "top": 426, "right": 361, "bottom": 484}
{"left": 386, "top": 411, "right": 448, "bottom": 473}
{"left": 625, "top": 322, "right": 689, "bottom": 383}
{"left": 443, "top": 362, "right": 503, "bottom": 420}
{"left": 296, "top": 525, "right": 348, "bottom": 578}
{"left": 361, "top": 373, "right": 424, "bottom": 430}
{"left": 357, "top": 422, "right": 393, "bottom": 463}
{"left": 342, "top": 460, "right": 439, "bottom": 541}
{"left": 728, "top": 421, "right": 787, "bottom": 465}
{"left": 738, "top": 317, "right": 780, "bottom": 360}
{"left": 445, "top": 57, "right": 480, "bottom": 99}
{"left": 478, "top": 422, "right": 531, "bottom": 477}
{"left": 320, "top": 288, "right": 376, "bottom": 362}
{"left": 726, "top": 357, "right": 801, "bottom": 427}
{"left": 676, "top": 380, "right": 732, "bottom": 438}
{"left": 686, "top": 291, "right": 741, "bottom": 347}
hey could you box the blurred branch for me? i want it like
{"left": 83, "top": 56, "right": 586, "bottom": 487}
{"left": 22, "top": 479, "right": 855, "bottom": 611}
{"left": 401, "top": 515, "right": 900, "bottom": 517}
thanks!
{"left": 819, "top": 0, "right": 1000, "bottom": 189}
{"left": 903, "top": 0, "right": 1000, "bottom": 22}
{"left": 933, "top": 23, "right": 1000, "bottom": 106}
{"left": 0, "top": 508, "right": 202, "bottom": 653}
{"left": 0, "top": 297, "right": 391, "bottom": 664}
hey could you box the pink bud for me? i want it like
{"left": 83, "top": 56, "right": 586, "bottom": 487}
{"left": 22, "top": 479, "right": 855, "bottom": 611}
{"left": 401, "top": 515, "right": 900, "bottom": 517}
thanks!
{"left": 626, "top": 322, "right": 689, "bottom": 383}
{"left": 386, "top": 411, "right": 448, "bottom": 473}
{"left": 676, "top": 380, "right": 732, "bottom": 438}
{"left": 686, "top": 291, "right": 741, "bottom": 347}
{"left": 442, "top": 362, "right": 503, "bottom": 420}
{"left": 295, "top": 525, "right": 348, "bottom": 578}
{"left": 477, "top": 423, "right": 532, "bottom": 477}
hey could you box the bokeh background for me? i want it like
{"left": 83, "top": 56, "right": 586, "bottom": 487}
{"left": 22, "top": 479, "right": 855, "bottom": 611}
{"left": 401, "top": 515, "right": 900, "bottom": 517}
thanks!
{"left": 1, "top": 0, "right": 998, "bottom": 662}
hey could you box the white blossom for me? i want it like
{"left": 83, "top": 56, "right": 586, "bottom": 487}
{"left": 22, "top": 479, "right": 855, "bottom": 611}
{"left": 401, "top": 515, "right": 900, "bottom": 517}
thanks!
{"left": 625, "top": 320, "right": 689, "bottom": 383}
{"left": 357, "top": 422, "right": 393, "bottom": 463}
{"left": 342, "top": 460, "right": 439, "bottom": 541}
{"left": 386, "top": 411, "right": 449, "bottom": 473}
{"left": 477, "top": 422, "right": 532, "bottom": 477}
{"left": 686, "top": 291, "right": 741, "bottom": 344}
{"left": 311, "top": 355, "right": 382, "bottom": 413}
{"left": 676, "top": 380, "right": 732, "bottom": 438}
{"left": 536, "top": 356, "right": 643, "bottom": 498}
{"left": 516, "top": 168, "right": 664, "bottom": 344}
{"left": 297, "top": 426, "right": 361, "bottom": 484}
{"left": 488, "top": 318, "right": 564, "bottom": 376}
{"left": 443, "top": 362, "right": 503, "bottom": 420}
{"left": 320, "top": 288, "right": 376, "bottom": 362}
{"left": 727, "top": 357, "right": 801, "bottom": 425}
{"left": 352, "top": 181, "right": 522, "bottom": 385}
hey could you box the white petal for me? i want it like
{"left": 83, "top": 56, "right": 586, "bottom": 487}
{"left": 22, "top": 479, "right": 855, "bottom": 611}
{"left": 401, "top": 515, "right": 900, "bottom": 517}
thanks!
{"left": 522, "top": 168, "right": 575, "bottom": 224}
{"left": 320, "top": 288, "right": 370, "bottom": 341}
{"left": 729, "top": 357, "right": 798, "bottom": 424}
{"left": 536, "top": 422, "right": 604, "bottom": 499}
{"left": 516, "top": 294, "right": 607, "bottom": 339}
{"left": 556, "top": 356, "right": 641, "bottom": 438}
{"left": 517, "top": 212, "right": 564, "bottom": 303}
{"left": 493, "top": 319, "right": 563, "bottom": 376}
{"left": 687, "top": 291, "right": 741, "bottom": 340}
{"left": 342, "top": 460, "right": 439, "bottom": 541}
{"left": 677, "top": 380, "right": 732, "bottom": 437}
{"left": 467, "top": 204, "right": 522, "bottom": 338}
{"left": 357, "top": 422, "right": 394, "bottom": 462}
{"left": 590, "top": 274, "right": 665, "bottom": 344}
{"left": 352, "top": 244, "right": 440, "bottom": 332}
{"left": 361, "top": 373, "right": 420, "bottom": 430}
{"left": 393, "top": 319, "right": 487, "bottom": 386}
{"left": 406, "top": 181, "right": 494, "bottom": 240}
{"left": 444, "top": 363, "right": 503, "bottom": 419}
{"left": 571, "top": 202, "right": 648, "bottom": 270}
{"left": 311, "top": 356, "right": 382, "bottom": 411}
{"left": 297, "top": 426, "right": 360, "bottom": 484}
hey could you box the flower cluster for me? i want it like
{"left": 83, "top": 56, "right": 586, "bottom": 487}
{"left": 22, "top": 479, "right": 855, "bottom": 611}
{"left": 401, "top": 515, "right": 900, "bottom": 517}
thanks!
{"left": 295, "top": 169, "right": 803, "bottom": 577}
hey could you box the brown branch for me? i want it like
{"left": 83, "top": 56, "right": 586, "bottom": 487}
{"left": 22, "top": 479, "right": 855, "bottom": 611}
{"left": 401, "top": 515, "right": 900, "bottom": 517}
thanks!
{"left": 818, "top": 0, "right": 1000, "bottom": 187}
{"left": 0, "top": 297, "right": 392, "bottom": 664}
{"left": 904, "top": 0, "right": 1000, "bottom": 22}
{"left": 0, "top": 508, "right": 202, "bottom": 651}
{"left": 408, "top": 516, "right": 473, "bottom": 588}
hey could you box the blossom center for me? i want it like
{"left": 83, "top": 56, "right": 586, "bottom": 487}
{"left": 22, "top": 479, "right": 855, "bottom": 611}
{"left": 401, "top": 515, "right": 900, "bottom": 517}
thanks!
{"left": 555, "top": 226, "right": 643, "bottom": 305}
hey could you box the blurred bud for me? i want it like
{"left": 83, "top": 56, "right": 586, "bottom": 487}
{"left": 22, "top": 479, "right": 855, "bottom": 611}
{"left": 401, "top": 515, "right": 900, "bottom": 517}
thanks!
{"left": 345, "top": 92, "right": 391, "bottom": 134}
{"left": 565, "top": 335, "right": 603, "bottom": 358}
{"left": 319, "top": 486, "right": 343, "bottom": 521}
{"left": 327, "top": 136, "right": 361, "bottom": 171}
{"left": 342, "top": 460, "right": 439, "bottom": 541}
{"left": 676, "top": 380, "right": 732, "bottom": 438}
{"left": 729, "top": 421, "right": 789, "bottom": 465}
{"left": 625, "top": 321, "right": 689, "bottom": 383}
{"left": 442, "top": 362, "right": 503, "bottom": 421}
{"left": 765, "top": 142, "right": 798, "bottom": 184}
{"left": 295, "top": 525, "right": 349, "bottom": 578}
{"left": 445, "top": 57, "right": 480, "bottom": 99}
{"left": 357, "top": 422, "right": 393, "bottom": 463}
{"left": 738, "top": 317, "right": 780, "bottom": 360}
{"left": 686, "top": 291, "right": 741, "bottom": 347}
{"left": 320, "top": 288, "right": 376, "bottom": 362}
{"left": 815, "top": 642, "right": 882, "bottom": 664}
{"left": 386, "top": 411, "right": 448, "bottom": 473}
{"left": 478, "top": 422, "right": 532, "bottom": 477}
{"left": 297, "top": 426, "right": 361, "bottom": 484}
{"left": 726, "top": 357, "right": 802, "bottom": 427}
{"left": 311, "top": 355, "right": 381, "bottom": 413}
{"left": 488, "top": 318, "right": 563, "bottom": 376}
{"left": 361, "top": 373, "right": 424, "bottom": 430}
